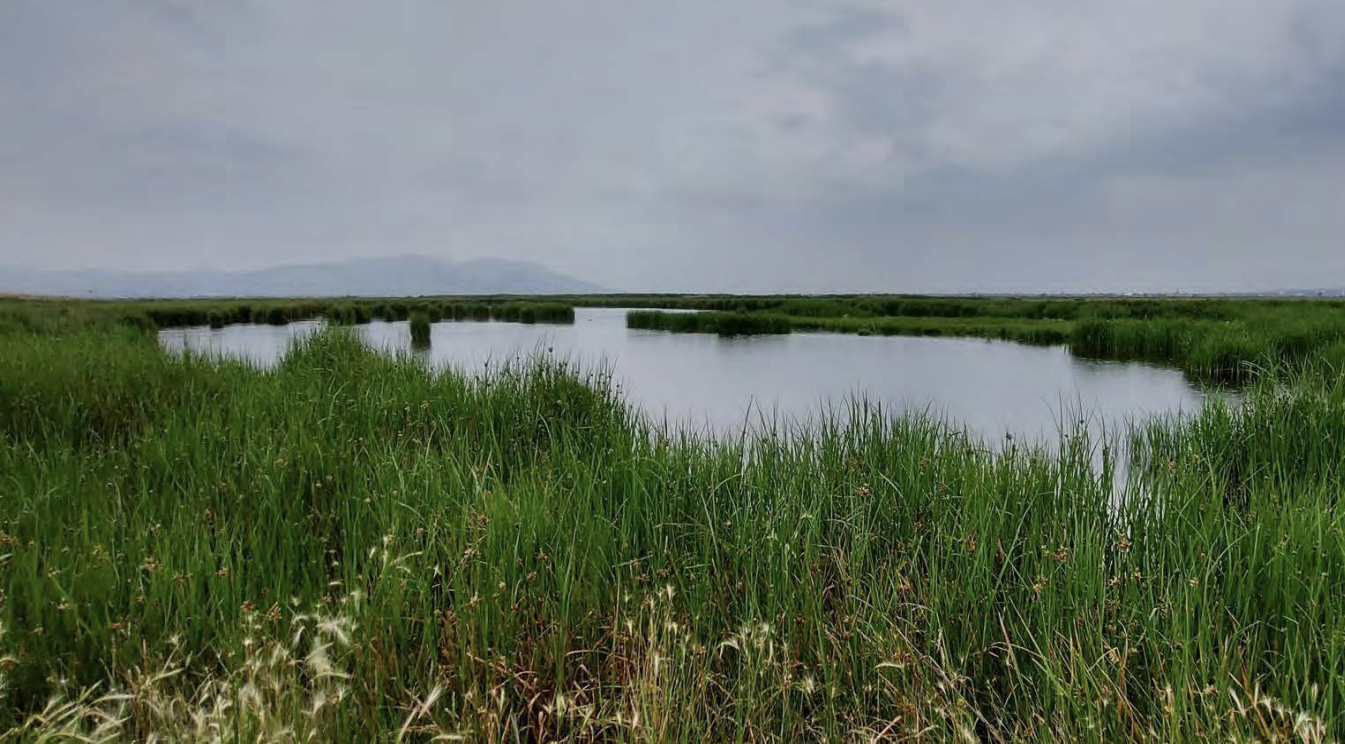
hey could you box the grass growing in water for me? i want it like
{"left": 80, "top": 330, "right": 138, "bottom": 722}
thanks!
{"left": 490, "top": 301, "right": 575, "bottom": 324}
{"left": 621, "top": 297, "right": 1345, "bottom": 383}
{"left": 409, "top": 310, "right": 432, "bottom": 347}
{"left": 0, "top": 303, "right": 1343, "bottom": 739}
{"left": 0, "top": 296, "right": 580, "bottom": 335}
{"left": 10, "top": 294, "right": 1342, "bottom": 383}
{"left": 628, "top": 310, "right": 791, "bottom": 336}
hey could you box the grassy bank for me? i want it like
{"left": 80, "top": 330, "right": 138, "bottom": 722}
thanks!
{"left": 7, "top": 294, "right": 1342, "bottom": 382}
{"left": 1, "top": 303, "right": 1343, "bottom": 739}
{"left": 627, "top": 310, "right": 791, "bottom": 336}
{"left": 0, "top": 297, "right": 576, "bottom": 333}
{"left": 577, "top": 292, "right": 1345, "bottom": 324}
{"left": 631, "top": 311, "right": 1074, "bottom": 345}
{"left": 622, "top": 298, "right": 1345, "bottom": 383}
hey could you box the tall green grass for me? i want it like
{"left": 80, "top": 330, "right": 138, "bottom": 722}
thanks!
{"left": 583, "top": 293, "right": 1343, "bottom": 323}
{"left": 409, "top": 310, "right": 432, "bottom": 347}
{"left": 627, "top": 310, "right": 791, "bottom": 336}
{"left": 0, "top": 297, "right": 580, "bottom": 335}
{"left": 489, "top": 301, "right": 575, "bottom": 324}
{"left": 1, "top": 310, "right": 1343, "bottom": 739}
{"left": 10, "top": 295, "right": 1343, "bottom": 383}
{"left": 1069, "top": 315, "right": 1345, "bottom": 382}
{"left": 618, "top": 297, "right": 1345, "bottom": 383}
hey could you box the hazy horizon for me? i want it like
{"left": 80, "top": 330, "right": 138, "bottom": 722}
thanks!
{"left": 3, "top": 1, "right": 1344, "bottom": 293}
{"left": 3, "top": 253, "right": 1341, "bottom": 297}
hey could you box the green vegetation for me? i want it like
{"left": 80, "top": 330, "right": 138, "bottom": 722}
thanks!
{"left": 409, "top": 310, "right": 432, "bottom": 347}
{"left": 620, "top": 296, "right": 1345, "bottom": 383}
{"left": 0, "top": 298, "right": 1343, "bottom": 739}
{"left": 627, "top": 310, "right": 791, "bottom": 335}
{"left": 12, "top": 293, "right": 1341, "bottom": 383}
{"left": 631, "top": 309, "right": 1071, "bottom": 344}
{"left": 10, "top": 297, "right": 578, "bottom": 333}
{"left": 326, "top": 302, "right": 372, "bottom": 326}
{"left": 490, "top": 301, "right": 575, "bottom": 324}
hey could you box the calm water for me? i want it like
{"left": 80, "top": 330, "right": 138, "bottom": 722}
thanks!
{"left": 159, "top": 308, "right": 1213, "bottom": 445}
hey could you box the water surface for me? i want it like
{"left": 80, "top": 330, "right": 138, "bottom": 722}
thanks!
{"left": 160, "top": 308, "right": 1212, "bottom": 445}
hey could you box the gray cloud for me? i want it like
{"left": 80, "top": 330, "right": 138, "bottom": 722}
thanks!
{"left": 2, "top": 0, "right": 1343, "bottom": 291}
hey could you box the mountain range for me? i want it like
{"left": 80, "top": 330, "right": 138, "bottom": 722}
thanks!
{"left": 0, "top": 256, "right": 607, "bottom": 298}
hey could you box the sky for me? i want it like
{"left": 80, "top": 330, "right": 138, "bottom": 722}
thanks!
{"left": 2, "top": 0, "right": 1344, "bottom": 293}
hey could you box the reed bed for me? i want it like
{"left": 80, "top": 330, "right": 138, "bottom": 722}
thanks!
{"left": 9, "top": 294, "right": 1342, "bottom": 383}
{"left": 0, "top": 302, "right": 1343, "bottom": 739}
{"left": 409, "top": 310, "right": 433, "bottom": 347}
{"left": 620, "top": 298, "right": 1345, "bottom": 383}
{"left": 627, "top": 310, "right": 791, "bottom": 336}
{"left": 19, "top": 297, "right": 579, "bottom": 333}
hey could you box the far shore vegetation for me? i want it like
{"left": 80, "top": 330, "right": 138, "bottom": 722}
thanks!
{"left": 8, "top": 292, "right": 1343, "bottom": 383}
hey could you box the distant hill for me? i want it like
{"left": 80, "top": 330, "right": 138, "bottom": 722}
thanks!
{"left": 0, "top": 256, "right": 607, "bottom": 298}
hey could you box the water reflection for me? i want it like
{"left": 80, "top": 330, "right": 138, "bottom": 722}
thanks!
{"left": 160, "top": 308, "right": 1214, "bottom": 447}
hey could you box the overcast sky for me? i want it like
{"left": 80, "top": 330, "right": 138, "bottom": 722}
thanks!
{"left": 2, "top": 1, "right": 1344, "bottom": 292}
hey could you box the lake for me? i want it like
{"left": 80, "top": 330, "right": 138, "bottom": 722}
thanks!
{"left": 158, "top": 308, "right": 1215, "bottom": 447}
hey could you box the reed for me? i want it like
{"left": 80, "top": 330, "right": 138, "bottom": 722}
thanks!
{"left": 627, "top": 310, "right": 790, "bottom": 335}
{"left": 617, "top": 298, "right": 1345, "bottom": 383}
{"left": 0, "top": 306, "right": 1343, "bottom": 739}
{"left": 490, "top": 301, "right": 575, "bottom": 324}
{"left": 408, "top": 310, "right": 432, "bottom": 347}
{"left": 326, "top": 303, "right": 358, "bottom": 325}
{"left": 8, "top": 293, "right": 1345, "bottom": 382}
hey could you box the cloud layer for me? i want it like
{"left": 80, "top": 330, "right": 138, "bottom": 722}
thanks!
{"left": 2, "top": 0, "right": 1343, "bottom": 292}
